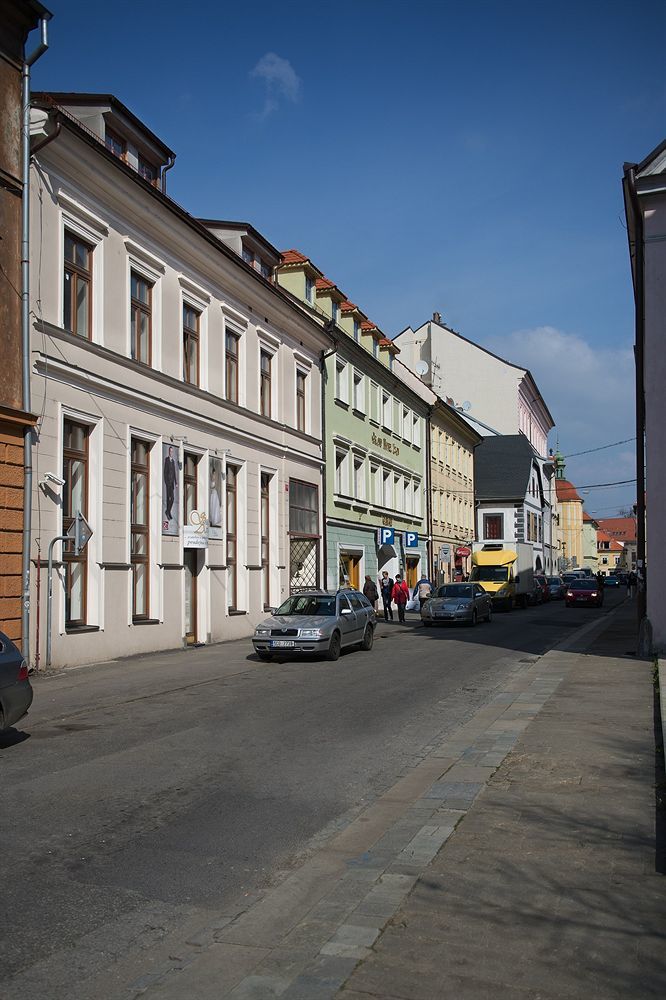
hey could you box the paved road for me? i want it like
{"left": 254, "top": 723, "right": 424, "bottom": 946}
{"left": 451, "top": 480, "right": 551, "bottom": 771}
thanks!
{"left": 0, "top": 592, "right": 624, "bottom": 998}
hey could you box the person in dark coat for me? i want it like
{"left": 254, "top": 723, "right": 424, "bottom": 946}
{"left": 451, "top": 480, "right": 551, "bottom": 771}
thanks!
{"left": 363, "top": 575, "right": 379, "bottom": 609}
{"left": 380, "top": 570, "right": 394, "bottom": 621}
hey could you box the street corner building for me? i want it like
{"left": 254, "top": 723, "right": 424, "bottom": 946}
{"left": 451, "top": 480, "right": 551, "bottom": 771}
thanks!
{"left": 26, "top": 93, "right": 331, "bottom": 668}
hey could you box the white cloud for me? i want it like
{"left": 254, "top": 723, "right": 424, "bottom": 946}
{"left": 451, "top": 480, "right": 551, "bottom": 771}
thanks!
{"left": 486, "top": 326, "right": 636, "bottom": 514}
{"left": 250, "top": 52, "right": 301, "bottom": 119}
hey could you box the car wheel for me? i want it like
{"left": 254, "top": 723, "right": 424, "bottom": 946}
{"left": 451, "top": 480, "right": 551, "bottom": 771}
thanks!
{"left": 326, "top": 631, "right": 341, "bottom": 661}
{"left": 471, "top": 609, "right": 477, "bottom": 627}
{"left": 360, "top": 625, "right": 374, "bottom": 651}
{"left": 257, "top": 652, "right": 272, "bottom": 662}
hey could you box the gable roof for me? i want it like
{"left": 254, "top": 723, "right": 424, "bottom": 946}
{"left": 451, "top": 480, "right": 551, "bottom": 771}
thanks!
{"left": 555, "top": 478, "right": 582, "bottom": 503}
{"left": 597, "top": 528, "right": 624, "bottom": 551}
{"left": 474, "top": 434, "right": 540, "bottom": 501}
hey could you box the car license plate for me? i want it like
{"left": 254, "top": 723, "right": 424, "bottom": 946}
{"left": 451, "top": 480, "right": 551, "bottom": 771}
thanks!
{"left": 271, "top": 640, "right": 295, "bottom": 648}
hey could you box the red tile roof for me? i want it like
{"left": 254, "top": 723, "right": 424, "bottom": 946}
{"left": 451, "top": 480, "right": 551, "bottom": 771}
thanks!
{"left": 280, "top": 249, "right": 309, "bottom": 264}
{"left": 361, "top": 320, "right": 377, "bottom": 331}
{"left": 379, "top": 338, "right": 400, "bottom": 353}
{"left": 597, "top": 528, "right": 624, "bottom": 551}
{"left": 555, "top": 478, "right": 582, "bottom": 502}
{"left": 596, "top": 517, "right": 636, "bottom": 542}
{"left": 315, "top": 276, "right": 337, "bottom": 291}
{"left": 583, "top": 511, "right": 597, "bottom": 523}
{"left": 341, "top": 300, "right": 358, "bottom": 312}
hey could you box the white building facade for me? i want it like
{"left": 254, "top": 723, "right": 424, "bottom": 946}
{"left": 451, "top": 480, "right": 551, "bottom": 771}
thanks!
{"left": 395, "top": 316, "right": 554, "bottom": 457}
{"left": 28, "top": 94, "right": 330, "bottom": 668}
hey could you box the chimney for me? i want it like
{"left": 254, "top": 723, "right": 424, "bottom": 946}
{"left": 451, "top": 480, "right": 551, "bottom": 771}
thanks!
{"left": 433, "top": 311, "right": 441, "bottom": 324}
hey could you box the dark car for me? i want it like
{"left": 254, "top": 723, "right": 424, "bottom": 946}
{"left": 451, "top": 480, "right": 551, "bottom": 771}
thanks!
{"left": 565, "top": 579, "right": 604, "bottom": 608}
{"left": 0, "top": 630, "right": 33, "bottom": 731}
{"left": 421, "top": 583, "right": 492, "bottom": 626}
{"left": 604, "top": 574, "right": 621, "bottom": 588}
{"left": 546, "top": 575, "right": 566, "bottom": 599}
{"left": 535, "top": 575, "right": 550, "bottom": 602}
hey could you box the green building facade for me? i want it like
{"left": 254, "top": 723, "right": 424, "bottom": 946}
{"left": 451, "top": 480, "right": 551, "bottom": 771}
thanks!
{"left": 277, "top": 252, "right": 430, "bottom": 596}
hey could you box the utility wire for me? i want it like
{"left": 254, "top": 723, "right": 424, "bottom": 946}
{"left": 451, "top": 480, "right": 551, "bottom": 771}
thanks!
{"left": 564, "top": 437, "right": 635, "bottom": 458}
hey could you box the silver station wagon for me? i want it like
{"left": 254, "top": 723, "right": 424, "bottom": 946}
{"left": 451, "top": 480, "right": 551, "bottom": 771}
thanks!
{"left": 421, "top": 583, "right": 493, "bottom": 626}
{"left": 252, "top": 589, "right": 376, "bottom": 662}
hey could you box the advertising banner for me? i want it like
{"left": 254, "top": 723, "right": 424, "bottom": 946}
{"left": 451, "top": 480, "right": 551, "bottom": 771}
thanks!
{"left": 162, "top": 442, "right": 180, "bottom": 536}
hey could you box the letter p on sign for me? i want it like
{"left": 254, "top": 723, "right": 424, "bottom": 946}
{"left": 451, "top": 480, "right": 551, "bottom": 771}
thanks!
{"left": 405, "top": 531, "right": 418, "bottom": 548}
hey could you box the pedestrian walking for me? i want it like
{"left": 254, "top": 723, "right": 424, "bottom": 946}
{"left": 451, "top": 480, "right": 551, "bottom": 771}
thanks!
{"left": 363, "top": 574, "right": 379, "bottom": 610}
{"left": 414, "top": 575, "right": 433, "bottom": 611}
{"left": 379, "top": 570, "right": 394, "bottom": 621}
{"left": 392, "top": 574, "right": 409, "bottom": 624}
{"left": 627, "top": 571, "right": 637, "bottom": 599}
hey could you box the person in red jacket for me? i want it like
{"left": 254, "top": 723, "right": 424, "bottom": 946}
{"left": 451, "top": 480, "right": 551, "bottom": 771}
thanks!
{"left": 392, "top": 574, "right": 409, "bottom": 624}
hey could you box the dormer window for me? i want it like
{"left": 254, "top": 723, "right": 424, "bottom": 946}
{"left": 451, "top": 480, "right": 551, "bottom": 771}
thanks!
{"left": 353, "top": 319, "right": 359, "bottom": 342}
{"left": 331, "top": 300, "right": 339, "bottom": 324}
{"left": 138, "top": 157, "right": 158, "bottom": 184}
{"left": 105, "top": 128, "right": 126, "bottom": 160}
{"left": 243, "top": 246, "right": 253, "bottom": 265}
{"left": 305, "top": 275, "right": 314, "bottom": 303}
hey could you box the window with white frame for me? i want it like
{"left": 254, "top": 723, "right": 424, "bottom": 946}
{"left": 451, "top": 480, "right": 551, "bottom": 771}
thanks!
{"left": 305, "top": 274, "right": 314, "bottom": 303}
{"left": 353, "top": 455, "right": 365, "bottom": 500}
{"left": 370, "top": 382, "right": 379, "bottom": 423}
{"left": 382, "top": 391, "right": 391, "bottom": 429}
{"left": 412, "top": 414, "right": 420, "bottom": 448}
{"left": 383, "top": 469, "right": 392, "bottom": 508}
{"left": 372, "top": 338, "right": 378, "bottom": 358}
{"left": 335, "top": 360, "right": 348, "bottom": 403}
{"left": 392, "top": 399, "right": 400, "bottom": 433}
{"left": 335, "top": 449, "right": 348, "bottom": 495}
{"left": 353, "top": 318, "right": 360, "bottom": 342}
{"left": 352, "top": 370, "right": 365, "bottom": 412}
{"left": 394, "top": 474, "right": 404, "bottom": 512}
{"left": 402, "top": 406, "right": 410, "bottom": 440}
{"left": 413, "top": 481, "right": 420, "bottom": 516}
{"left": 296, "top": 368, "right": 307, "bottom": 432}
{"left": 59, "top": 195, "right": 107, "bottom": 344}
{"left": 371, "top": 464, "right": 380, "bottom": 504}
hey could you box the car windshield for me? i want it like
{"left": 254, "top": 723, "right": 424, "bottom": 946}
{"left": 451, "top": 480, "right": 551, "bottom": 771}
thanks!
{"left": 435, "top": 585, "right": 473, "bottom": 599}
{"left": 470, "top": 566, "right": 508, "bottom": 582}
{"left": 547, "top": 577, "right": 561, "bottom": 584}
{"left": 568, "top": 580, "right": 597, "bottom": 590}
{"left": 274, "top": 595, "right": 336, "bottom": 616}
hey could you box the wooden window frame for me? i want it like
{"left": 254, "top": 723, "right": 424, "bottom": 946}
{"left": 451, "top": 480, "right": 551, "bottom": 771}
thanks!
{"left": 225, "top": 331, "right": 240, "bottom": 404}
{"left": 260, "top": 350, "right": 272, "bottom": 418}
{"left": 131, "top": 438, "right": 151, "bottom": 621}
{"left": 483, "top": 513, "right": 504, "bottom": 541}
{"left": 261, "top": 473, "right": 271, "bottom": 610}
{"left": 130, "top": 270, "right": 152, "bottom": 366}
{"left": 64, "top": 230, "right": 93, "bottom": 339}
{"left": 182, "top": 303, "right": 200, "bottom": 386}
{"left": 296, "top": 370, "right": 306, "bottom": 432}
{"left": 226, "top": 464, "right": 238, "bottom": 610}
{"left": 63, "top": 419, "right": 89, "bottom": 627}
{"left": 184, "top": 452, "right": 198, "bottom": 522}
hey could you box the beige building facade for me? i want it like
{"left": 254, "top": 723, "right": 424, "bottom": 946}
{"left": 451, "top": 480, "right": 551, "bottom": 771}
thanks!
{"left": 429, "top": 400, "right": 481, "bottom": 583}
{"left": 28, "top": 94, "right": 330, "bottom": 669}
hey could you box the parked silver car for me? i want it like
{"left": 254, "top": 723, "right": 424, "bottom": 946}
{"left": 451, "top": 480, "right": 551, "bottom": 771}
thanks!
{"left": 252, "top": 589, "right": 377, "bottom": 662}
{"left": 421, "top": 583, "right": 492, "bottom": 626}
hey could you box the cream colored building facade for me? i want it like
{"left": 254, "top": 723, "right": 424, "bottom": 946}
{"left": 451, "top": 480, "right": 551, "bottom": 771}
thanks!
{"left": 554, "top": 454, "right": 584, "bottom": 570}
{"left": 429, "top": 400, "right": 481, "bottom": 582}
{"left": 582, "top": 512, "right": 599, "bottom": 574}
{"left": 28, "top": 94, "right": 330, "bottom": 669}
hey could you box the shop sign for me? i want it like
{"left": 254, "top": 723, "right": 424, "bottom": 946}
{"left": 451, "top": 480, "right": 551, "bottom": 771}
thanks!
{"left": 371, "top": 431, "right": 400, "bottom": 457}
{"left": 455, "top": 545, "right": 471, "bottom": 558}
{"left": 377, "top": 527, "right": 395, "bottom": 546}
{"left": 404, "top": 531, "right": 419, "bottom": 548}
{"left": 184, "top": 510, "right": 209, "bottom": 549}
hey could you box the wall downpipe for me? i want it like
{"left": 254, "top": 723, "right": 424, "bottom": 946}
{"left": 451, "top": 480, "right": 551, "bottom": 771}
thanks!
{"left": 624, "top": 164, "right": 647, "bottom": 640}
{"left": 21, "top": 16, "right": 50, "bottom": 664}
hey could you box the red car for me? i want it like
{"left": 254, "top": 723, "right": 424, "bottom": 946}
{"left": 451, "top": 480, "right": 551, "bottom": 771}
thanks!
{"left": 565, "top": 579, "right": 604, "bottom": 608}
{"left": 535, "top": 575, "right": 550, "bottom": 602}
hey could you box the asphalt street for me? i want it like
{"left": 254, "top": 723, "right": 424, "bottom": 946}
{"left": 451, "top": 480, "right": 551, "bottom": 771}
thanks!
{"left": 0, "top": 591, "right": 624, "bottom": 999}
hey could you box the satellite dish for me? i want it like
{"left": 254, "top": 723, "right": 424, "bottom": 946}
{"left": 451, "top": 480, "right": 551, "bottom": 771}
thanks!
{"left": 462, "top": 400, "right": 472, "bottom": 412}
{"left": 415, "top": 360, "right": 429, "bottom": 377}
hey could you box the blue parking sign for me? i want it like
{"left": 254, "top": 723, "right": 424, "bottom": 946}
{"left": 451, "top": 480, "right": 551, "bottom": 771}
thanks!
{"left": 404, "top": 531, "right": 419, "bottom": 548}
{"left": 378, "top": 527, "right": 395, "bottom": 546}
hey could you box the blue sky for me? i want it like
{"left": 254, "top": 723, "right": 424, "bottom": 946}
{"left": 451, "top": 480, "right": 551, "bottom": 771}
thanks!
{"left": 32, "top": 0, "right": 665, "bottom": 515}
